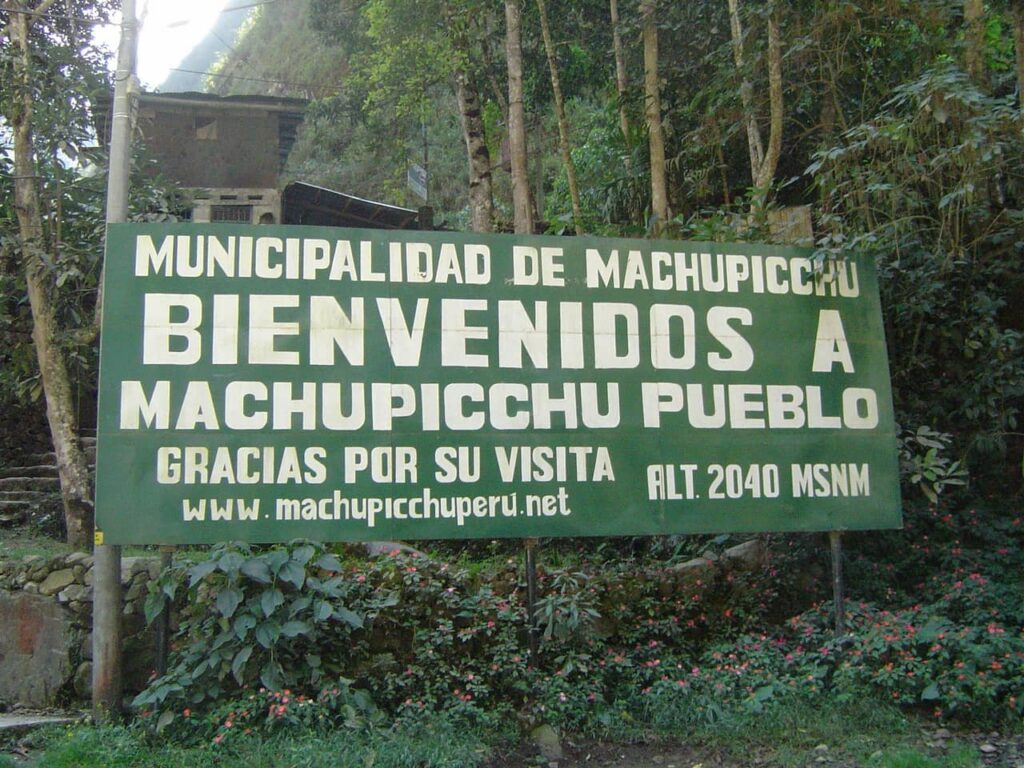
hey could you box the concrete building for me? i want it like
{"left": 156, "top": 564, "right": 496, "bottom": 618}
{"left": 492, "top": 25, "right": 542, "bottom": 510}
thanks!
{"left": 96, "top": 91, "right": 429, "bottom": 229}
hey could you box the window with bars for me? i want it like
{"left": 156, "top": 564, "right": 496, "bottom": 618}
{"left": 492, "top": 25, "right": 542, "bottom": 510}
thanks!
{"left": 210, "top": 205, "right": 253, "bottom": 223}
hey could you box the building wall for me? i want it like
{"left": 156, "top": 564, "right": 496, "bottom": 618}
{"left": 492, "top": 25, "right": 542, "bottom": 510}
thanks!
{"left": 137, "top": 104, "right": 281, "bottom": 189}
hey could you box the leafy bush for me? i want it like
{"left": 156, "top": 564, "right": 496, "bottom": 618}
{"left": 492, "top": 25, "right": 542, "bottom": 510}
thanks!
{"left": 135, "top": 541, "right": 386, "bottom": 729}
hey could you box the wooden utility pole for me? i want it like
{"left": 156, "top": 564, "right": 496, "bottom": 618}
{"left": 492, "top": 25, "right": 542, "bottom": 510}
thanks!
{"left": 92, "top": 0, "right": 137, "bottom": 723}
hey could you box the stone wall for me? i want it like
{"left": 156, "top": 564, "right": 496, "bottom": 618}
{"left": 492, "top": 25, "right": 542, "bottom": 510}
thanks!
{"left": 0, "top": 553, "right": 160, "bottom": 707}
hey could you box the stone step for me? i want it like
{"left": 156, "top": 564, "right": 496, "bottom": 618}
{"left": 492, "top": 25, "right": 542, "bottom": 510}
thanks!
{"left": 23, "top": 450, "right": 96, "bottom": 468}
{"left": 0, "top": 713, "right": 83, "bottom": 734}
{"left": 0, "top": 464, "right": 59, "bottom": 480}
{"left": 0, "top": 502, "right": 30, "bottom": 524}
{"left": 0, "top": 489, "right": 52, "bottom": 500}
{"left": 0, "top": 476, "right": 60, "bottom": 492}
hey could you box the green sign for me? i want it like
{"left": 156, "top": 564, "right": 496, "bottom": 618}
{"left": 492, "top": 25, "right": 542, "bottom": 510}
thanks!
{"left": 96, "top": 223, "right": 901, "bottom": 544}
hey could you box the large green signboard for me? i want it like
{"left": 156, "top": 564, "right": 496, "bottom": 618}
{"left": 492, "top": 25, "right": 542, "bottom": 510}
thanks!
{"left": 95, "top": 223, "right": 901, "bottom": 544}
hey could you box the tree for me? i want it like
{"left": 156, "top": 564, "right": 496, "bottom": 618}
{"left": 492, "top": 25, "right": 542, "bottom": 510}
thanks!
{"left": 964, "top": 0, "right": 986, "bottom": 84}
{"left": 2, "top": 0, "right": 110, "bottom": 548}
{"left": 640, "top": 0, "right": 668, "bottom": 231}
{"left": 536, "top": 0, "right": 584, "bottom": 234}
{"left": 609, "top": 0, "right": 632, "bottom": 171}
{"left": 504, "top": 0, "right": 533, "bottom": 233}
{"left": 726, "top": 0, "right": 782, "bottom": 210}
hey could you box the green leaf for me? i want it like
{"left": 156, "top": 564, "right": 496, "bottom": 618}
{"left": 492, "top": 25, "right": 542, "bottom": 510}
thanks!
{"left": 279, "top": 560, "right": 306, "bottom": 589}
{"left": 144, "top": 591, "right": 166, "bottom": 626}
{"left": 292, "top": 544, "right": 317, "bottom": 565}
{"left": 314, "top": 600, "right": 334, "bottom": 622}
{"left": 187, "top": 559, "right": 218, "bottom": 586}
{"left": 266, "top": 549, "right": 290, "bottom": 575}
{"left": 754, "top": 684, "right": 775, "bottom": 702}
{"left": 261, "top": 588, "right": 285, "bottom": 617}
{"left": 281, "top": 620, "right": 311, "bottom": 638}
{"left": 255, "top": 620, "right": 281, "bottom": 649}
{"left": 314, "top": 553, "right": 343, "bottom": 572}
{"left": 231, "top": 645, "right": 253, "bottom": 685}
{"left": 216, "top": 586, "right": 243, "bottom": 618}
{"left": 921, "top": 682, "right": 941, "bottom": 701}
{"left": 289, "top": 596, "right": 312, "bottom": 616}
{"left": 234, "top": 613, "right": 257, "bottom": 639}
{"left": 156, "top": 710, "right": 175, "bottom": 733}
{"left": 217, "top": 551, "right": 246, "bottom": 573}
{"left": 334, "top": 606, "right": 364, "bottom": 629}
{"left": 260, "top": 660, "right": 283, "bottom": 691}
{"left": 240, "top": 557, "right": 272, "bottom": 583}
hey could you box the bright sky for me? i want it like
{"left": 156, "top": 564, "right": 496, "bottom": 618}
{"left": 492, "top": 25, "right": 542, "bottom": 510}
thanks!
{"left": 96, "top": 0, "right": 233, "bottom": 89}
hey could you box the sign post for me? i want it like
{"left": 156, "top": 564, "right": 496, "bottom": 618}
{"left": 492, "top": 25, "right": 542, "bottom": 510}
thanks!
{"left": 96, "top": 224, "right": 901, "bottom": 546}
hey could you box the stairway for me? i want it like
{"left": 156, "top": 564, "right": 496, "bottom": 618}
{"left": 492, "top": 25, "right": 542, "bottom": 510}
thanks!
{"left": 0, "top": 433, "right": 96, "bottom": 526}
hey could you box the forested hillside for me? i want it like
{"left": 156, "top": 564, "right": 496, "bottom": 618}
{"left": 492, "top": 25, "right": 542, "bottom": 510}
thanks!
{"left": 208, "top": 0, "right": 1024, "bottom": 490}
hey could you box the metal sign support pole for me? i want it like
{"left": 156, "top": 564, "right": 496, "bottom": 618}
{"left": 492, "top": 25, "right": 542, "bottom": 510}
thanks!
{"left": 829, "top": 530, "right": 846, "bottom": 637}
{"left": 154, "top": 545, "right": 175, "bottom": 677}
{"left": 93, "top": 0, "right": 137, "bottom": 723}
{"left": 524, "top": 538, "right": 540, "bottom": 661}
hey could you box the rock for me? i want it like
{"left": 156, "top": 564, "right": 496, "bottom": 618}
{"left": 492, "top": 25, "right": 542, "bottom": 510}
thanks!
{"left": 38, "top": 568, "right": 76, "bottom": 596}
{"left": 671, "top": 557, "right": 714, "bottom": 573}
{"left": 531, "top": 723, "right": 563, "bottom": 762}
{"left": 934, "top": 728, "right": 952, "bottom": 739}
{"left": 979, "top": 744, "right": 998, "bottom": 754}
{"left": 721, "top": 538, "right": 767, "bottom": 570}
{"left": 64, "top": 552, "right": 91, "bottom": 567}
{"left": 121, "top": 557, "right": 159, "bottom": 584}
{"left": 125, "top": 581, "right": 148, "bottom": 601}
{"left": 814, "top": 744, "right": 829, "bottom": 753}
{"left": 23, "top": 582, "right": 39, "bottom": 595}
{"left": 58, "top": 584, "right": 90, "bottom": 604}
{"left": 0, "top": 592, "right": 74, "bottom": 706}
{"left": 362, "top": 541, "right": 427, "bottom": 558}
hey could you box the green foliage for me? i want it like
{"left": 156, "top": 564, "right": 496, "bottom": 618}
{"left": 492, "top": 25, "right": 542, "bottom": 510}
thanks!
{"left": 30, "top": 718, "right": 493, "bottom": 768}
{"left": 134, "top": 541, "right": 380, "bottom": 728}
{"left": 899, "top": 427, "right": 969, "bottom": 503}
{"left": 877, "top": 745, "right": 981, "bottom": 768}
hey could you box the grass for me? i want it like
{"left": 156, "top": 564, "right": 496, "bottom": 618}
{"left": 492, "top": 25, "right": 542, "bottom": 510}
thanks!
{"left": 24, "top": 719, "right": 494, "bottom": 768}
{"left": 8, "top": 697, "right": 993, "bottom": 768}
{"left": 874, "top": 745, "right": 981, "bottom": 768}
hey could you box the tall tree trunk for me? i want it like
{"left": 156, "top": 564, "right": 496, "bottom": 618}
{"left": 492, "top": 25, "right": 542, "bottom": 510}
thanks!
{"left": 964, "top": 0, "right": 986, "bottom": 84}
{"left": 455, "top": 69, "right": 496, "bottom": 233}
{"left": 504, "top": 0, "right": 533, "bottom": 233}
{"left": 754, "top": 11, "right": 783, "bottom": 194}
{"left": 727, "top": 0, "right": 783, "bottom": 211}
{"left": 728, "top": 0, "right": 763, "bottom": 186}
{"left": 609, "top": 0, "right": 632, "bottom": 172}
{"left": 1012, "top": 3, "right": 1024, "bottom": 109}
{"left": 640, "top": 0, "right": 668, "bottom": 231}
{"left": 536, "top": 0, "right": 584, "bottom": 234}
{"left": 9, "top": 3, "right": 94, "bottom": 550}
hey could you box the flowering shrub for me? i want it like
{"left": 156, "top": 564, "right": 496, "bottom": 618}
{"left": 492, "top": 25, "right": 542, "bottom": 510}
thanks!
{"left": 134, "top": 522, "right": 1023, "bottom": 737}
{"left": 147, "top": 678, "right": 383, "bottom": 745}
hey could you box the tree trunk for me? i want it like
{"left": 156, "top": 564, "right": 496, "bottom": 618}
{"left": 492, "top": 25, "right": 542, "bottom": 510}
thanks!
{"left": 1013, "top": 3, "right": 1024, "bottom": 110}
{"left": 727, "top": 0, "right": 763, "bottom": 187}
{"left": 504, "top": 0, "right": 533, "bottom": 233}
{"left": 964, "top": 0, "right": 985, "bottom": 84}
{"left": 9, "top": 4, "right": 94, "bottom": 549}
{"left": 641, "top": 0, "right": 668, "bottom": 231}
{"left": 728, "top": 0, "right": 783, "bottom": 211}
{"left": 754, "top": 10, "right": 783, "bottom": 195}
{"left": 455, "top": 69, "right": 495, "bottom": 233}
{"left": 609, "top": 0, "right": 632, "bottom": 171}
{"left": 537, "top": 0, "right": 584, "bottom": 234}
